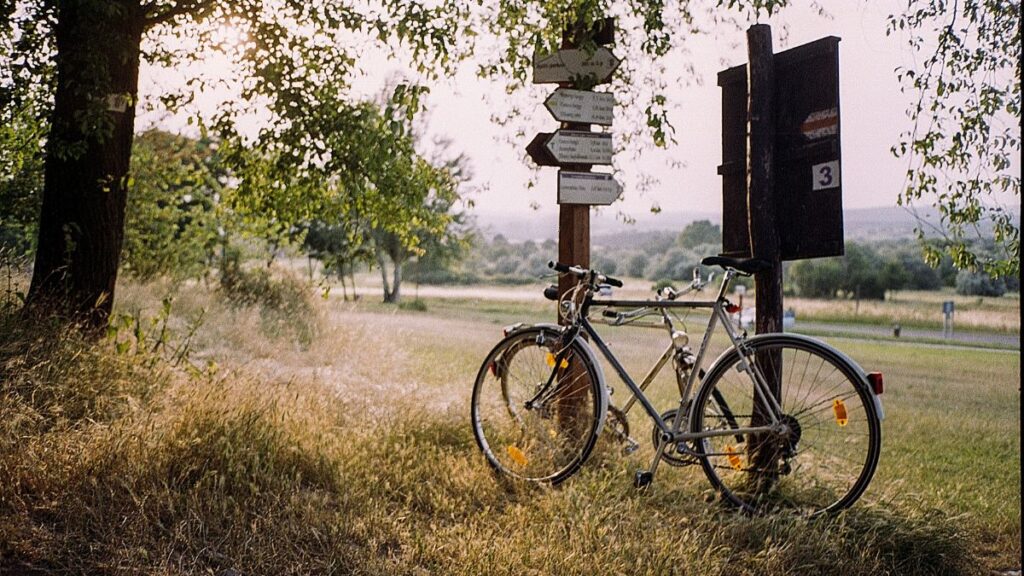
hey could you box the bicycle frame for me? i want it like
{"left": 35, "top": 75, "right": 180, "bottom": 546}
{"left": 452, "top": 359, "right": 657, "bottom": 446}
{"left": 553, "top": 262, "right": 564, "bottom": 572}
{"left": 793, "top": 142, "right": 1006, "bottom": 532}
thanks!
{"left": 557, "top": 270, "right": 788, "bottom": 449}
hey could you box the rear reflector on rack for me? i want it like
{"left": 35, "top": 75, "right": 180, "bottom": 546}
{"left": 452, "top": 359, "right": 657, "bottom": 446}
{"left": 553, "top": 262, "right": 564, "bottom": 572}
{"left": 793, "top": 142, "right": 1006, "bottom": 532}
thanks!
{"left": 867, "top": 372, "right": 884, "bottom": 395}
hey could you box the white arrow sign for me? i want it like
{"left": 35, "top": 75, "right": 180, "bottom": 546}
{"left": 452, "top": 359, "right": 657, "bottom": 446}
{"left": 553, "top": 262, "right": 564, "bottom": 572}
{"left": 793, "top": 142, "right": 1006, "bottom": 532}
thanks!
{"left": 545, "top": 130, "right": 613, "bottom": 165}
{"left": 544, "top": 89, "right": 615, "bottom": 125}
{"left": 558, "top": 171, "right": 622, "bottom": 205}
{"left": 532, "top": 48, "right": 621, "bottom": 85}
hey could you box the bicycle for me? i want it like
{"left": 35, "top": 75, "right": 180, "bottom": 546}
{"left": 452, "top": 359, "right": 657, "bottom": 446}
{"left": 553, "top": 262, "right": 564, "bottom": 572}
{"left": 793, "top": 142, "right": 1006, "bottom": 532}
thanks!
{"left": 470, "top": 256, "right": 884, "bottom": 516}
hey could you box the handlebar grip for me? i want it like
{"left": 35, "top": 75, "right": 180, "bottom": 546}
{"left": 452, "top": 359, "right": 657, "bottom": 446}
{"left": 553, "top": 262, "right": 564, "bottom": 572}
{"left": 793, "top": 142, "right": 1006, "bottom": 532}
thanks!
{"left": 601, "top": 309, "right": 619, "bottom": 319}
{"left": 548, "top": 261, "right": 571, "bottom": 274}
{"left": 604, "top": 276, "right": 623, "bottom": 288}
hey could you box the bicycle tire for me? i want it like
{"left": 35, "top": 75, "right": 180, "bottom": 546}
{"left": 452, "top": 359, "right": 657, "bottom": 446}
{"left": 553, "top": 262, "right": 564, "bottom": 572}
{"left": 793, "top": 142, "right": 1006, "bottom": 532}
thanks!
{"left": 471, "top": 326, "right": 606, "bottom": 484}
{"left": 690, "top": 334, "right": 881, "bottom": 516}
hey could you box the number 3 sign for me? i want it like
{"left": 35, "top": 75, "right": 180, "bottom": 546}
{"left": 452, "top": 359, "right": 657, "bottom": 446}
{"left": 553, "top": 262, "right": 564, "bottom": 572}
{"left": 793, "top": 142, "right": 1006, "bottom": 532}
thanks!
{"left": 812, "top": 160, "right": 840, "bottom": 191}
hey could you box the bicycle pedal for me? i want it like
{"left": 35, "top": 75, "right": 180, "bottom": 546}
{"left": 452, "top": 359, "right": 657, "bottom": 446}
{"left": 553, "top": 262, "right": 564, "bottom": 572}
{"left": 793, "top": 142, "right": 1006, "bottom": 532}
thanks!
{"left": 622, "top": 439, "right": 640, "bottom": 455}
{"left": 633, "top": 470, "right": 654, "bottom": 489}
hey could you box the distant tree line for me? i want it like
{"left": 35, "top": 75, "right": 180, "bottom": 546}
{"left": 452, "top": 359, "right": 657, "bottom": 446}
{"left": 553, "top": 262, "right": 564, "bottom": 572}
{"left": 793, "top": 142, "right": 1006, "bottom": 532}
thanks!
{"left": 412, "top": 220, "right": 1019, "bottom": 299}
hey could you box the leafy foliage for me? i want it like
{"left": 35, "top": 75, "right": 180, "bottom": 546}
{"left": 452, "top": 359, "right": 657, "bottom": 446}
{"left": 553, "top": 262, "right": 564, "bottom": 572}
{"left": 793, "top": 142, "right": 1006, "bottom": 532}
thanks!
{"left": 0, "top": 99, "right": 44, "bottom": 255}
{"left": 889, "top": 0, "right": 1020, "bottom": 278}
{"left": 122, "top": 129, "right": 224, "bottom": 281}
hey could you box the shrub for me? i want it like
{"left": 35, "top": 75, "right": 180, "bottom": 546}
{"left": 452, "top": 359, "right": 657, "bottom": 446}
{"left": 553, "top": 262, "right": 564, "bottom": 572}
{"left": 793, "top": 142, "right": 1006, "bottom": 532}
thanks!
{"left": 399, "top": 299, "right": 428, "bottom": 311}
{"left": 955, "top": 270, "right": 1007, "bottom": 297}
{"left": 219, "top": 251, "right": 319, "bottom": 345}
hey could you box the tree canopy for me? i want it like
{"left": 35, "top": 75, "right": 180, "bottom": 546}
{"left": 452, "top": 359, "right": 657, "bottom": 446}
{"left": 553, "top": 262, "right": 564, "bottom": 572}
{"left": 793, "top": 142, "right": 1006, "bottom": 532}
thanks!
{"left": 889, "top": 0, "right": 1020, "bottom": 278}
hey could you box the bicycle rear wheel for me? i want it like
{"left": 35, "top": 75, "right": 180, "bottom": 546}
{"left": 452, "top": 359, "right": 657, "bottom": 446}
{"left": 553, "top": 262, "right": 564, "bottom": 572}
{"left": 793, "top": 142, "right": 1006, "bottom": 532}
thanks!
{"left": 690, "top": 334, "right": 881, "bottom": 516}
{"left": 471, "top": 327, "right": 605, "bottom": 484}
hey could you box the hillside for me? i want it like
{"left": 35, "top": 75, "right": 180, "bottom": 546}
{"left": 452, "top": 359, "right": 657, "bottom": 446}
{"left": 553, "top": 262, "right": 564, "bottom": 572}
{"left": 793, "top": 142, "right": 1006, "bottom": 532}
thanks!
{"left": 474, "top": 206, "right": 1019, "bottom": 244}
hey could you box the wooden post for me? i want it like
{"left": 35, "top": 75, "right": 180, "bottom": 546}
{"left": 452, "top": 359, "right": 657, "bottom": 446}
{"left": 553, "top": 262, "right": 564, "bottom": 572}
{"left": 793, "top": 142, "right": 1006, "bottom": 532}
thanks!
{"left": 746, "top": 24, "right": 784, "bottom": 478}
{"left": 746, "top": 24, "right": 782, "bottom": 337}
{"left": 555, "top": 22, "right": 597, "bottom": 432}
{"left": 557, "top": 39, "right": 591, "bottom": 306}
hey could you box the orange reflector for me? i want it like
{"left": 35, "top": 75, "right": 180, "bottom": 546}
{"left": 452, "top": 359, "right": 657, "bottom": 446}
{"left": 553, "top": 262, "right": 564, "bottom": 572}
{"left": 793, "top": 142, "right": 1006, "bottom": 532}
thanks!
{"left": 545, "top": 353, "right": 568, "bottom": 369}
{"left": 725, "top": 445, "right": 743, "bottom": 470}
{"left": 726, "top": 304, "right": 741, "bottom": 314}
{"left": 833, "top": 399, "right": 848, "bottom": 426}
{"left": 507, "top": 445, "right": 528, "bottom": 467}
{"left": 488, "top": 361, "right": 497, "bottom": 376}
{"left": 867, "top": 372, "right": 884, "bottom": 395}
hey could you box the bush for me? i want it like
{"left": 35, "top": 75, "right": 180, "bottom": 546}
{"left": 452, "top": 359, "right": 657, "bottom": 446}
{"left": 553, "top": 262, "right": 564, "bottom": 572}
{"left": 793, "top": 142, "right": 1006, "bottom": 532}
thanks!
{"left": 626, "top": 253, "right": 648, "bottom": 278}
{"left": 219, "top": 251, "right": 319, "bottom": 345}
{"left": 399, "top": 299, "right": 428, "bottom": 311}
{"left": 410, "top": 268, "right": 482, "bottom": 285}
{"left": 955, "top": 271, "right": 1007, "bottom": 297}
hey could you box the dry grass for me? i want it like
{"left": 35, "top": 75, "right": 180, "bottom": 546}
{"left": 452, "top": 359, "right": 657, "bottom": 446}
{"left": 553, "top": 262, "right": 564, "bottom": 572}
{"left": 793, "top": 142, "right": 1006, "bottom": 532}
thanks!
{"left": 786, "top": 291, "right": 1020, "bottom": 333}
{"left": 0, "top": 273, "right": 1018, "bottom": 575}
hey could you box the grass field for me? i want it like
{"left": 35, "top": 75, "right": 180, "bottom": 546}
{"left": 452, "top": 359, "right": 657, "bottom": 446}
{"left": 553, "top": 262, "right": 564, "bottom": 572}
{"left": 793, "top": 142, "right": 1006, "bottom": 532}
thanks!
{"left": 345, "top": 270, "right": 1021, "bottom": 335}
{"left": 2, "top": 276, "right": 1020, "bottom": 575}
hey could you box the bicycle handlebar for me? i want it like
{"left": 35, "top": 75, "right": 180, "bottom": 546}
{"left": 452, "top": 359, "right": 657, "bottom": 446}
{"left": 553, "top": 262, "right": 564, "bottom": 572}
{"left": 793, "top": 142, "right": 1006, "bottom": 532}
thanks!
{"left": 548, "top": 260, "right": 623, "bottom": 288}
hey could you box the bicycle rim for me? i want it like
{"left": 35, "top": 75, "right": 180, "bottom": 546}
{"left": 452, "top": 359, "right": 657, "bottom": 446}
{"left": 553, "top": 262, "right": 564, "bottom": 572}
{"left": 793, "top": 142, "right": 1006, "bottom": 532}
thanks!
{"left": 471, "top": 328, "right": 604, "bottom": 484}
{"left": 692, "top": 335, "right": 881, "bottom": 516}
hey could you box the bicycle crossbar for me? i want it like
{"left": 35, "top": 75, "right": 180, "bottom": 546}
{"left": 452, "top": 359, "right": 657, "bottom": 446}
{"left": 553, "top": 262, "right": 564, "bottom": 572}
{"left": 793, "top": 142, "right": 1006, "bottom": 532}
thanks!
{"left": 591, "top": 299, "right": 717, "bottom": 309}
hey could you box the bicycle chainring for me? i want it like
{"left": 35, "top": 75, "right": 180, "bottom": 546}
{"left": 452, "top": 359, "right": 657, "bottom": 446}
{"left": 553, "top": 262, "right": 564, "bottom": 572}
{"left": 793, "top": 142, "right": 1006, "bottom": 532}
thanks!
{"left": 653, "top": 408, "right": 699, "bottom": 467}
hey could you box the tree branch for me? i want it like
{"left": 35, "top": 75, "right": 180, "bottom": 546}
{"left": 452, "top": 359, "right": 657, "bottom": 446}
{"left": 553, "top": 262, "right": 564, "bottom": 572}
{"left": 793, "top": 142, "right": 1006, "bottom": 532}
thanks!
{"left": 143, "top": 0, "right": 216, "bottom": 28}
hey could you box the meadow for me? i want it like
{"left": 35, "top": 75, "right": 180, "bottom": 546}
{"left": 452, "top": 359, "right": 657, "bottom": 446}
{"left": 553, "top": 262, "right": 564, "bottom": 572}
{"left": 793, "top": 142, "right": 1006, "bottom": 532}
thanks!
{"left": 1, "top": 274, "right": 1019, "bottom": 575}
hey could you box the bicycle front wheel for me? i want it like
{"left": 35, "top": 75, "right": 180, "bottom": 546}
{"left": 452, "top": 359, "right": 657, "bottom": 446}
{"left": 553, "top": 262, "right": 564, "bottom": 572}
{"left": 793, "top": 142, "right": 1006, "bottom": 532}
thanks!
{"left": 691, "top": 334, "right": 881, "bottom": 516}
{"left": 471, "top": 327, "right": 605, "bottom": 484}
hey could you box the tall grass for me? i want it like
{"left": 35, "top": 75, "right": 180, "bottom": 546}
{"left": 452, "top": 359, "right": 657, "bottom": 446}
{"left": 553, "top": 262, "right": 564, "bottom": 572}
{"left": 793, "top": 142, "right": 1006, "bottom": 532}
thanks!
{"left": 0, "top": 274, "right": 1016, "bottom": 574}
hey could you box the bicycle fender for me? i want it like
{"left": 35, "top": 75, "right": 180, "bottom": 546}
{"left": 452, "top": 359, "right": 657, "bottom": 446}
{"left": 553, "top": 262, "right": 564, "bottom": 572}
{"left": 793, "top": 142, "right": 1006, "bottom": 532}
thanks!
{"left": 502, "top": 323, "right": 610, "bottom": 425}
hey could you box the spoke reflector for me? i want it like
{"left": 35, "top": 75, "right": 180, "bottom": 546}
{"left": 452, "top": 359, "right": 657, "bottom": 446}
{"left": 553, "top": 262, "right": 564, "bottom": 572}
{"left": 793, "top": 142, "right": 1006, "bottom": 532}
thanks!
{"left": 507, "top": 445, "right": 528, "bottom": 467}
{"left": 725, "top": 445, "right": 743, "bottom": 470}
{"left": 833, "top": 399, "right": 848, "bottom": 426}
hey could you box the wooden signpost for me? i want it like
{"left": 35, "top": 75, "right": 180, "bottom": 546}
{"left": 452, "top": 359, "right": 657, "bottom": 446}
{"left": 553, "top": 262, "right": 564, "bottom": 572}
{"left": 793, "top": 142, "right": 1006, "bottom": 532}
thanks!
{"left": 526, "top": 18, "right": 621, "bottom": 328}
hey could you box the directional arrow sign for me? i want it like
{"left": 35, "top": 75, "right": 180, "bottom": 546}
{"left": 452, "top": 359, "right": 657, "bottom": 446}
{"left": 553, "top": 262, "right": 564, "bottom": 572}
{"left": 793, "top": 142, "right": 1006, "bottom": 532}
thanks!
{"left": 525, "top": 132, "right": 557, "bottom": 167}
{"left": 545, "top": 130, "right": 613, "bottom": 165}
{"left": 532, "top": 47, "right": 621, "bottom": 85}
{"left": 544, "top": 89, "right": 615, "bottom": 126}
{"left": 558, "top": 171, "right": 622, "bottom": 205}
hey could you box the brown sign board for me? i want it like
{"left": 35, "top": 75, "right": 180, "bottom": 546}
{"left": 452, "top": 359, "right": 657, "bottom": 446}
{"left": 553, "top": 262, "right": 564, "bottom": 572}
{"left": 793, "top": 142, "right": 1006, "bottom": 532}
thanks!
{"left": 717, "top": 36, "right": 844, "bottom": 260}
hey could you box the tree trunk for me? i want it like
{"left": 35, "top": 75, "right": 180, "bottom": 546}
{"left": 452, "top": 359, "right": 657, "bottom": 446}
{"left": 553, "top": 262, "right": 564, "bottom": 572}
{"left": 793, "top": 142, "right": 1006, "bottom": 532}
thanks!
{"left": 339, "top": 268, "right": 349, "bottom": 301}
{"left": 390, "top": 258, "right": 403, "bottom": 304}
{"left": 26, "top": 0, "right": 145, "bottom": 331}
{"left": 376, "top": 246, "right": 393, "bottom": 302}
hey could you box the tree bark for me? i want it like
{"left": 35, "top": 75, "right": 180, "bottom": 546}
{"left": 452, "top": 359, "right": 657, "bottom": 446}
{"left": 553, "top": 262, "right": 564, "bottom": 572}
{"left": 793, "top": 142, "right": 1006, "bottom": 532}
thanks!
{"left": 26, "top": 0, "right": 145, "bottom": 331}
{"left": 391, "top": 257, "right": 402, "bottom": 304}
{"left": 375, "top": 245, "right": 393, "bottom": 302}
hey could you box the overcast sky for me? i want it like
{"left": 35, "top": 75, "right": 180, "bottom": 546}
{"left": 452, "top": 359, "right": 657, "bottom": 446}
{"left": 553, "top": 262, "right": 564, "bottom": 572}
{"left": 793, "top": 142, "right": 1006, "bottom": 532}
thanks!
{"left": 364, "top": 1, "right": 922, "bottom": 219}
